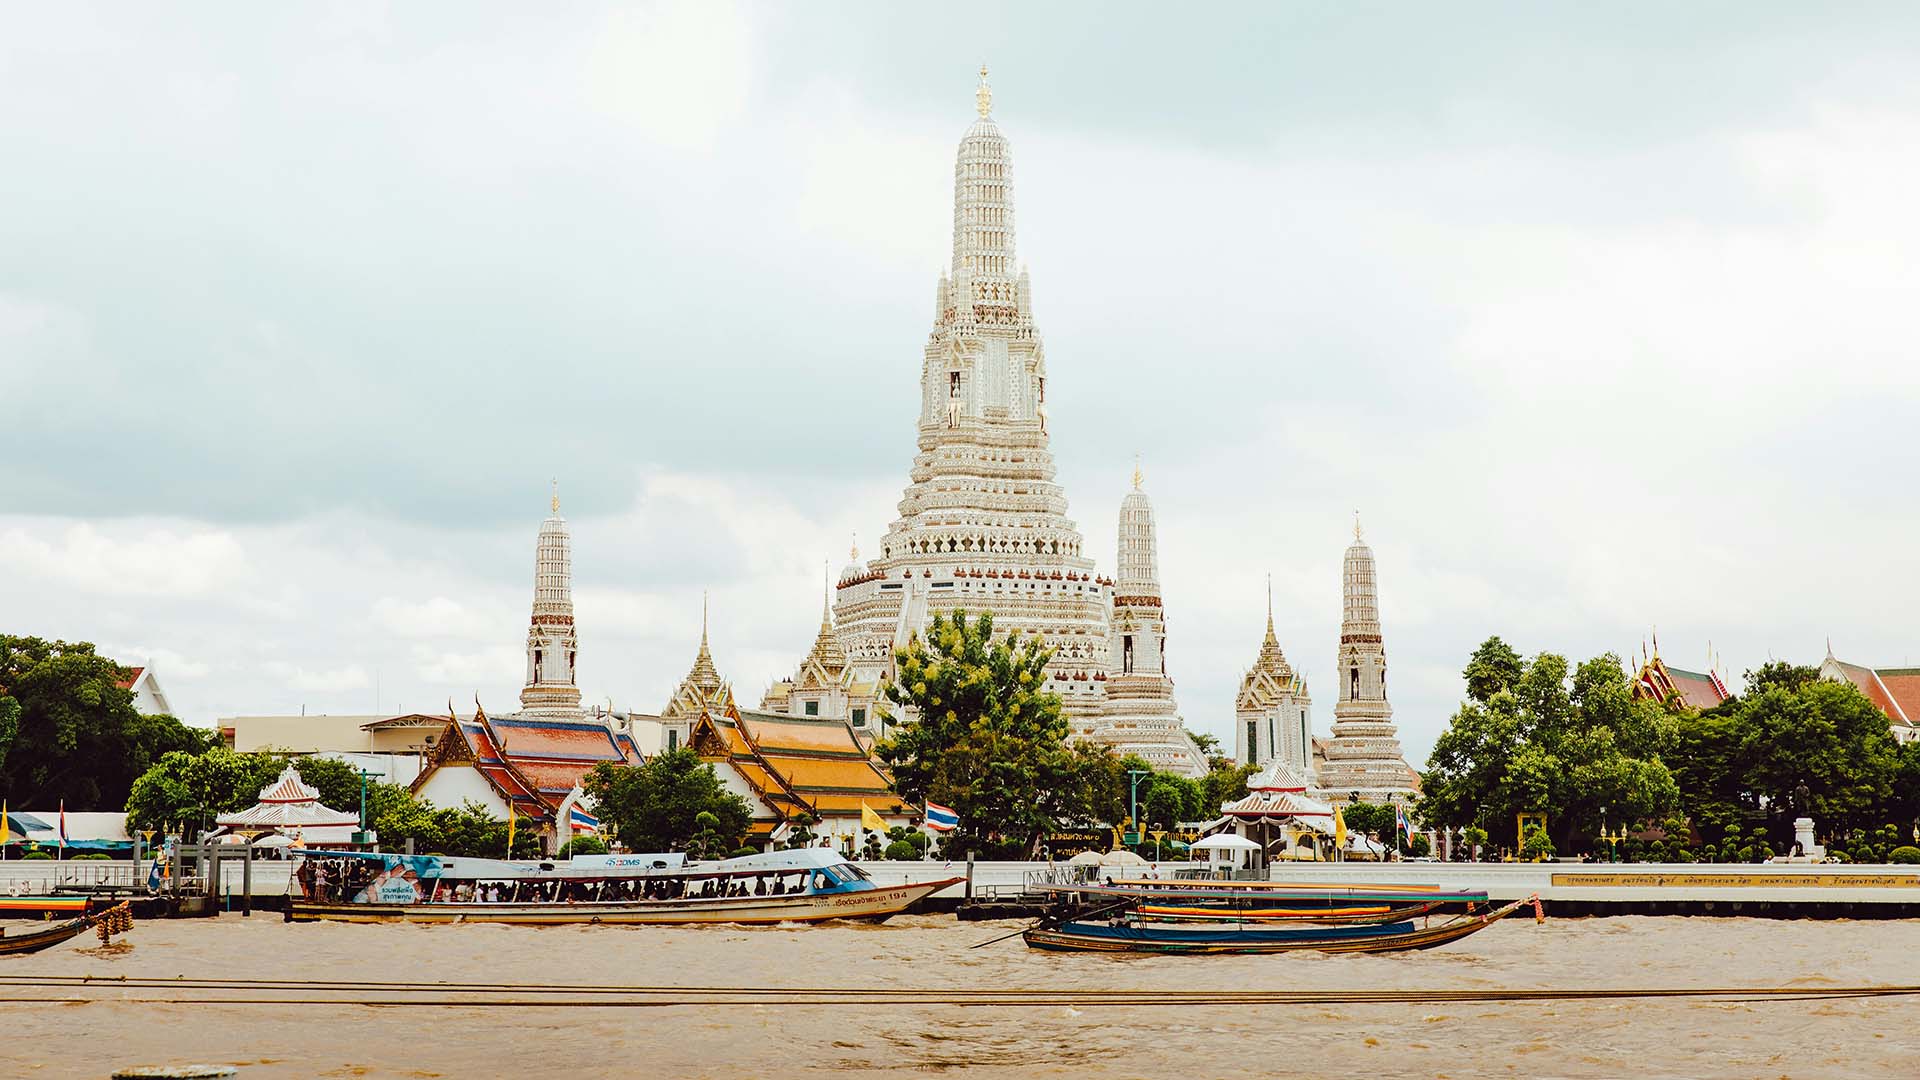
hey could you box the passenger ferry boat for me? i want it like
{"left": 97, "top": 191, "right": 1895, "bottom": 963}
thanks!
{"left": 287, "top": 847, "right": 961, "bottom": 925}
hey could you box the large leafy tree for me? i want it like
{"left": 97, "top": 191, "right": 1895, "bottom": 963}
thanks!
{"left": 876, "top": 610, "right": 1079, "bottom": 858}
{"left": 582, "top": 748, "right": 752, "bottom": 854}
{"left": 1733, "top": 676, "right": 1897, "bottom": 841}
{"left": 1421, "top": 637, "right": 1680, "bottom": 853}
{"left": 124, "top": 748, "right": 371, "bottom": 836}
{"left": 1197, "top": 760, "right": 1256, "bottom": 817}
{"left": 124, "top": 747, "right": 288, "bottom": 835}
{"left": 0, "top": 635, "right": 214, "bottom": 807}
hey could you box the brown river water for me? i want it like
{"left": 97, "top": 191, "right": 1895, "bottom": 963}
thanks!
{"left": 2, "top": 914, "right": 1917, "bottom": 1079}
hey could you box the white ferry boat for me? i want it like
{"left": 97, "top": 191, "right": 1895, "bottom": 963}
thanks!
{"left": 287, "top": 847, "right": 960, "bottom": 925}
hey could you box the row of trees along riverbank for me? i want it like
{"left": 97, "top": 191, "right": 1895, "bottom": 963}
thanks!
{"left": 1420, "top": 637, "right": 1920, "bottom": 863}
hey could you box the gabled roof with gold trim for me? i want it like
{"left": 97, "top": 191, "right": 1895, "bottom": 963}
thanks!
{"left": 689, "top": 702, "right": 905, "bottom": 823}
{"left": 413, "top": 705, "right": 643, "bottom": 824}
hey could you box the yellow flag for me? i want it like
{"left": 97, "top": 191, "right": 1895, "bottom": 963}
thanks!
{"left": 1333, "top": 805, "right": 1348, "bottom": 851}
{"left": 506, "top": 811, "right": 516, "bottom": 857}
{"left": 1, "top": 800, "right": 9, "bottom": 849}
{"left": 860, "top": 803, "right": 885, "bottom": 831}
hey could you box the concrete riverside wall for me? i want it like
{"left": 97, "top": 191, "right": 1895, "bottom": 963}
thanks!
{"left": 1263, "top": 861, "right": 1920, "bottom": 909}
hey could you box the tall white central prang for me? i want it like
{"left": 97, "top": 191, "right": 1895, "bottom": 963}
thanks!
{"left": 831, "top": 67, "right": 1114, "bottom": 719}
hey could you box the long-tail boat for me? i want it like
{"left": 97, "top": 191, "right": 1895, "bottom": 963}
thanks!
{"left": 1022, "top": 893, "right": 1540, "bottom": 954}
{"left": 287, "top": 847, "right": 961, "bottom": 925}
{"left": 1034, "top": 880, "right": 1490, "bottom": 925}
{"left": 0, "top": 901, "right": 133, "bottom": 957}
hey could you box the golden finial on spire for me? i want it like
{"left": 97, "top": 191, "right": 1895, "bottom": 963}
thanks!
{"left": 976, "top": 64, "right": 992, "bottom": 118}
{"left": 551, "top": 478, "right": 560, "bottom": 514}
{"left": 850, "top": 532, "right": 860, "bottom": 561}
{"left": 1131, "top": 454, "right": 1143, "bottom": 491}
{"left": 1353, "top": 511, "right": 1363, "bottom": 542}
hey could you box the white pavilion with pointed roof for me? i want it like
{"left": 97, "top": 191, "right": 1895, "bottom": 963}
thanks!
{"left": 1206, "top": 758, "right": 1336, "bottom": 864}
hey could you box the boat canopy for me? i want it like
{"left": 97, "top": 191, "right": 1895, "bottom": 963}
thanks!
{"left": 288, "top": 846, "right": 862, "bottom": 882}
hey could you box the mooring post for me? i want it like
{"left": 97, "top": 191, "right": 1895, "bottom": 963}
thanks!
{"left": 965, "top": 853, "right": 975, "bottom": 902}
{"left": 241, "top": 840, "right": 253, "bottom": 917}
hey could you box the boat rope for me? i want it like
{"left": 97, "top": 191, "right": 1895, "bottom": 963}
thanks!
{"left": 0, "top": 976, "right": 1914, "bottom": 1008}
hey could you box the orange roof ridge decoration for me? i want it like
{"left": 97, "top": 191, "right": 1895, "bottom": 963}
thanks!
{"left": 412, "top": 705, "right": 643, "bottom": 825}
{"left": 1631, "top": 651, "right": 1732, "bottom": 713}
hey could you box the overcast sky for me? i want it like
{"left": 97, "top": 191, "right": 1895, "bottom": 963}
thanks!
{"left": 4, "top": 4, "right": 1917, "bottom": 769}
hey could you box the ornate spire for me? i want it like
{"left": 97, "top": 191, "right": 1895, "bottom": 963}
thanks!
{"left": 1132, "top": 454, "right": 1144, "bottom": 492}
{"left": 520, "top": 489, "right": 581, "bottom": 718}
{"left": 1353, "top": 510, "right": 1363, "bottom": 542}
{"left": 975, "top": 63, "right": 992, "bottom": 118}
{"left": 662, "top": 590, "right": 730, "bottom": 721}
{"left": 950, "top": 68, "right": 1018, "bottom": 282}
{"left": 1116, "top": 468, "right": 1159, "bottom": 590}
{"left": 551, "top": 478, "right": 560, "bottom": 515}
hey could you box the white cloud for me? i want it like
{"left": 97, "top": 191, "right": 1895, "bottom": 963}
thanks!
{"left": 263, "top": 661, "right": 372, "bottom": 695}
{"left": 0, "top": 522, "right": 251, "bottom": 598}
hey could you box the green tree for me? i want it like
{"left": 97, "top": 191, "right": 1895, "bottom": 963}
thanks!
{"left": 1340, "top": 801, "right": 1396, "bottom": 839}
{"left": 365, "top": 783, "right": 443, "bottom": 851}
{"left": 123, "top": 746, "right": 286, "bottom": 835}
{"left": 431, "top": 800, "right": 540, "bottom": 859}
{"left": 0, "top": 636, "right": 214, "bottom": 807}
{"left": 1197, "top": 760, "right": 1255, "bottom": 816}
{"left": 1138, "top": 772, "right": 1202, "bottom": 831}
{"left": 1737, "top": 677, "right": 1896, "bottom": 842}
{"left": 583, "top": 748, "right": 752, "bottom": 854}
{"left": 1521, "top": 823, "right": 1555, "bottom": 861}
{"left": 556, "top": 835, "right": 609, "bottom": 858}
{"left": 1421, "top": 639, "right": 1679, "bottom": 854}
{"left": 875, "top": 610, "right": 1078, "bottom": 858}
{"left": 289, "top": 756, "right": 369, "bottom": 815}
{"left": 1189, "top": 731, "right": 1225, "bottom": 766}
{"left": 1463, "top": 636, "right": 1525, "bottom": 703}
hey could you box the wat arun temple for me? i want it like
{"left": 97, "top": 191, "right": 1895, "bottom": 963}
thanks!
{"left": 662, "top": 71, "right": 1418, "bottom": 798}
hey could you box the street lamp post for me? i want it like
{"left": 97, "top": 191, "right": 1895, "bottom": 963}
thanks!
{"left": 357, "top": 769, "right": 381, "bottom": 847}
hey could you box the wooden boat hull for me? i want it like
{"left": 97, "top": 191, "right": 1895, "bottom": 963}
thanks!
{"left": 1023, "top": 895, "right": 1536, "bottom": 955}
{"left": 0, "top": 902, "right": 123, "bottom": 957}
{"left": 1134, "top": 900, "right": 1445, "bottom": 925}
{"left": 288, "top": 877, "right": 962, "bottom": 926}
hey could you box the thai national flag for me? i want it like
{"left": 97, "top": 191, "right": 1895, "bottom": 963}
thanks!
{"left": 569, "top": 806, "right": 600, "bottom": 834}
{"left": 924, "top": 802, "right": 959, "bottom": 832}
{"left": 1394, "top": 805, "right": 1411, "bottom": 837}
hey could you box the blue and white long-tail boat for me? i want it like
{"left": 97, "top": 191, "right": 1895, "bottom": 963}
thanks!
{"left": 287, "top": 848, "right": 960, "bottom": 926}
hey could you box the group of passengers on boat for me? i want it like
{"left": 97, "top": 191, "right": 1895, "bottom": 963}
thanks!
{"left": 429, "top": 871, "right": 830, "bottom": 905}
{"left": 297, "top": 858, "right": 377, "bottom": 903}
